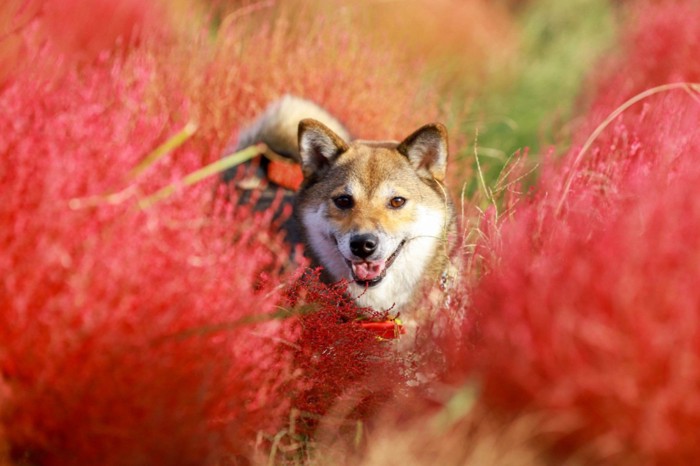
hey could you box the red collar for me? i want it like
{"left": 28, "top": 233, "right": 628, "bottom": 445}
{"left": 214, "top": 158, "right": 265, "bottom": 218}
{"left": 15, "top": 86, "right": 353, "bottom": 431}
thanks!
{"left": 357, "top": 318, "right": 406, "bottom": 340}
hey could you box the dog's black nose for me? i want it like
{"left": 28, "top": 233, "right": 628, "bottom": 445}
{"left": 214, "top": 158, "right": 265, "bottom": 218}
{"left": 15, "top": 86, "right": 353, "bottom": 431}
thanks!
{"left": 350, "top": 234, "right": 378, "bottom": 259}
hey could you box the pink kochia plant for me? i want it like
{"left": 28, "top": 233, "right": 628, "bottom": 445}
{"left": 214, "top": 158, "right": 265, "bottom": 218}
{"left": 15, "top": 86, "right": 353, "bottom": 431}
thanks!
{"left": 462, "top": 2, "right": 700, "bottom": 463}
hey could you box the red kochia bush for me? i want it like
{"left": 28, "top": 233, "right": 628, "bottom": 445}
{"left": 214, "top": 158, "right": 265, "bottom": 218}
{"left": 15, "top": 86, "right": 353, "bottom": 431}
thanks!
{"left": 581, "top": 0, "right": 700, "bottom": 127}
{"left": 0, "top": 31, "right": 299, "bottom": 466}
{"left": 284, "top": 272, "right": 407, "bottom": 445}
{"left": 472, "top": 154, "right": 700, "bottom": 463}
{"left": 463, "top": 3, "right": 700, "bottom": 462}
{"left": 561, "top": 0, "right": 700, "bottom": 215}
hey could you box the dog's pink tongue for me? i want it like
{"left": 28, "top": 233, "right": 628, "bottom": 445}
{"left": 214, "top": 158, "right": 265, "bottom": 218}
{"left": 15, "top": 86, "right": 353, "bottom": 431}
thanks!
{"left": 352, "top": 261, "right": 385, "bottom": 280}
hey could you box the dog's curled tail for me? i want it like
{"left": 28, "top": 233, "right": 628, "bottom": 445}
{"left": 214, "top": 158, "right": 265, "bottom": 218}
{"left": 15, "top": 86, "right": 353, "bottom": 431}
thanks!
{"left": 235, "top": 94, "right": 350, "bottom": 161}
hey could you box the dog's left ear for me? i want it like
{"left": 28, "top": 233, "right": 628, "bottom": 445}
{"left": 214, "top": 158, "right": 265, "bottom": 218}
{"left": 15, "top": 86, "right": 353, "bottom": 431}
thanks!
{"left": 397, "top": 123, "right": 448, "bottom": 182}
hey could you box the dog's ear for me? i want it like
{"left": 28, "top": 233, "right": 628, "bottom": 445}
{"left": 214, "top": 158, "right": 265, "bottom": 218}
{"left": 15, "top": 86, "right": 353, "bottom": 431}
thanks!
{"left": 397, "top": 123, "right": 448, "bottom": 182}
{"left": 298, "top": 119, "right": 349, "bottom": 178}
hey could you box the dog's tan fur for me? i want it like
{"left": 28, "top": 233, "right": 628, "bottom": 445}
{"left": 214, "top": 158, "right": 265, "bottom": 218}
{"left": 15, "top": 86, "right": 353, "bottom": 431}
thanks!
{"left": 233, "top": 96, "right": 454, "bottom": 313}
{"left": 295, "top": 118, "right": 454, "bottom": 312}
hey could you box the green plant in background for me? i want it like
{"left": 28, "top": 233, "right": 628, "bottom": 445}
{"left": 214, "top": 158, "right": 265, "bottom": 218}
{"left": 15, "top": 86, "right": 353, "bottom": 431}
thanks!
{"left": 458, "top": 0, "right": 617, "bottom": 195}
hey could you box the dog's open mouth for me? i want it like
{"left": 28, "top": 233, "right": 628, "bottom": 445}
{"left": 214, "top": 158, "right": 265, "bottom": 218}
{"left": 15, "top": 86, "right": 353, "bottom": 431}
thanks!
{"left": 345, "top": 240, "right": 406, "bottom": 287}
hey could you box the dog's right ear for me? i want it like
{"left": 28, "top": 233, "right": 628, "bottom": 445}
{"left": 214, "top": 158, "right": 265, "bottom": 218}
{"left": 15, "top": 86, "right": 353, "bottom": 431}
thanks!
{"left": 397, "top": 123, "right": 449, "bottom": 182}
{"left": 298, "top": 119, "right": 349, "bottom": 178}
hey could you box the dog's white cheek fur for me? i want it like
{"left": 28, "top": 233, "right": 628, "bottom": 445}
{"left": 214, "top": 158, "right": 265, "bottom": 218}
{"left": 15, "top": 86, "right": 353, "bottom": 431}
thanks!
{"left": 300, "top": 203, "right": 350, "bottom": 281}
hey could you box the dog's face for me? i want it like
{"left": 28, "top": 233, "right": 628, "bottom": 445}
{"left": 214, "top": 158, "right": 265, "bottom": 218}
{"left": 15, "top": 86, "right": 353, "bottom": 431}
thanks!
{"left": 294, "top": 119, "right": 451, "bottom": 311}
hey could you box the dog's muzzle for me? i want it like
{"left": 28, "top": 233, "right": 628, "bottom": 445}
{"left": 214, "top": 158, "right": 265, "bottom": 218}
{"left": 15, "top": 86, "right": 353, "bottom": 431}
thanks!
{"left": 345, "top": 239, "right": 406, "bottom": 287}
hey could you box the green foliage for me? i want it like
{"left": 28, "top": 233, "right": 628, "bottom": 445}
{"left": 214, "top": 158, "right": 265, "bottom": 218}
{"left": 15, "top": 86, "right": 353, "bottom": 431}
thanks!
{"left": 456, "top": 0, "right": 617, "bottom": 195}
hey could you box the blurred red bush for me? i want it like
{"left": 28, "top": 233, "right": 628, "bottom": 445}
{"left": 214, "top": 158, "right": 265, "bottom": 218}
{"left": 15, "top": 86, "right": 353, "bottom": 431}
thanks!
{"left": 0, "top": 41, "right": 300, "bottom": 464}
{"left": 282, "top": 272, "right": 407, "bottom": 449}
{"left": 459, "top": 1, "right": 700, "bottom": 463}
{"left": 582, "top": 0, "right": 700, "bottom": 126}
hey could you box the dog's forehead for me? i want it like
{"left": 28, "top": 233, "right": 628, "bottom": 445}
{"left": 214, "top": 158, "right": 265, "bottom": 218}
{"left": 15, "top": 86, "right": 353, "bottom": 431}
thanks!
{"left": 330, "top": 143, "right": 415, "bottom": 191}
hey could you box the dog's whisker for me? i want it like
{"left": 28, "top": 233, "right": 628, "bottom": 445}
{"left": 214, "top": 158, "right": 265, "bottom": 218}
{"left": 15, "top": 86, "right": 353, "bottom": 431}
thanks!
{"left": 404, "top": 234, "right": 448, "bottom": 242}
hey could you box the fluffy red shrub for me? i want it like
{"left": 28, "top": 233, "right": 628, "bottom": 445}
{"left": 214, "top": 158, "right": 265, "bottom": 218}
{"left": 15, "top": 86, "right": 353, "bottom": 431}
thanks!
{"left": 1, "top": 14, "right": 280, "bottom": 466}
{"left": 458, "top": 2, "right": 700, "bottom": 463}
{"left": 581, "top": 0, "right": 700, "bottom": 128}
{"left": 0, "top": 42, "right": 302, "bottom": 464}
{"left": 36, "top": 0, "right": 169, "bottom": 63}
{"left": 471, "top": 155, "right": 700, "bottom": 463}
{"left": 283, "top": 272, "right": 407, "bottom": 445}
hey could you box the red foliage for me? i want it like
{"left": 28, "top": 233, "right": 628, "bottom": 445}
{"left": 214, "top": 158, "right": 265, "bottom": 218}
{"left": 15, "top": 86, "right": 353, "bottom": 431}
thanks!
{"left": 459, "top": 2, "right": 700, "bottom": 463}
{"left": 0, "top": 44, "right": 302, "bottom": 464}
{"left": 283, "top": 272, "right": 407, "bottom": 445}
{"left": 39, "top": 0, "right": 166, "bottom": 61}
{"left": 472, "top": 158, "right": 700, "bottom": 463}
{"left": 581, "top": 0, "right": 700, "bottom": 129}
{"left": 565, "top": 0, "right": 700, "bottom": 209}
{"left": 0, "top": 14, "right": 288, "bottom": 466}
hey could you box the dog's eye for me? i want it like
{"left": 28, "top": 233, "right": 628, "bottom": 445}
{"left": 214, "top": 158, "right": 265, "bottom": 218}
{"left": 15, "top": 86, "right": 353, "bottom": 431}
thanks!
{"left": 389, "top": 197, "right": 406, "bottom": 209}
{"left": 333, "top": 195, "right": 354, "bottom": 210}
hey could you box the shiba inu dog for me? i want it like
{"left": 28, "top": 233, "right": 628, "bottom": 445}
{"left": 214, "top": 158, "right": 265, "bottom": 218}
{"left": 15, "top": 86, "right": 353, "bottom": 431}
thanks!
{"left": 232, "top": 95, "right": 454, "bottom": 312}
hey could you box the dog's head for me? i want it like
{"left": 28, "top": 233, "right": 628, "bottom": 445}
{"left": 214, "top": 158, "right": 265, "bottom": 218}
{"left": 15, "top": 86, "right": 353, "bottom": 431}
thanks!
{"left": 294, "top": 119, "right": 451, "bottom": 310}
